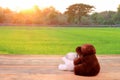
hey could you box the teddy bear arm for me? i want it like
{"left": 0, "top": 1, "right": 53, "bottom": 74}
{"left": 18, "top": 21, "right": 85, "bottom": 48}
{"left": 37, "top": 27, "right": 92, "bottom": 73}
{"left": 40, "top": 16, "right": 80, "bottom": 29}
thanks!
{"left": 74, "top": 57, "right": 82, "bottom": 65}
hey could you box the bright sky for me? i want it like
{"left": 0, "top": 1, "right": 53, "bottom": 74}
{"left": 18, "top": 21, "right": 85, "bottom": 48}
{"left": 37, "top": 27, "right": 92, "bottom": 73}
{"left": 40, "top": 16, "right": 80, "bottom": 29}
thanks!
{"left": 0, "top": 0, "right": 120, "bottom": 13}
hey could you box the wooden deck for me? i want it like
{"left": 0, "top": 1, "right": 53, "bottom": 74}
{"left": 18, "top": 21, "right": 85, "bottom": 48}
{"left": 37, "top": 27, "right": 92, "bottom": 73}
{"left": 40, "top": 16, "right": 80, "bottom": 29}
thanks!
{"left": 0, "top": 55, "right": 120, "bottom": 80}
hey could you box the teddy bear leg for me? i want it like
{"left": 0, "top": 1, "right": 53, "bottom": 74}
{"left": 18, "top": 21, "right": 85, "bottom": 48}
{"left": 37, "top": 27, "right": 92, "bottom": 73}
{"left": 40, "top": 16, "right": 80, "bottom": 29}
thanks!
{"left": 58, "top": 64, "right": 67, "bottom": 70}
{"left": 62, "top": 57, "right": 74, "bottom": 71}
{"left": 62, "top": 57, "right": 73, "bottom": 64}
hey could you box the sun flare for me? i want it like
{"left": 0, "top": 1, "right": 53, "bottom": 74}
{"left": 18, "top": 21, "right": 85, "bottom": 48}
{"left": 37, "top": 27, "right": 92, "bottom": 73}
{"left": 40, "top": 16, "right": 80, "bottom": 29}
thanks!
{"left": 0, "top": 0, "right": 41, "bottom": 12}
{"left": 10, "top": 0, "right": 37, "bottom": 12}
{"left": 0, "top": 0, "right": 77, "bottom": 13}
{"left": 0, "top": 0, "right": 120, "bottom": 13}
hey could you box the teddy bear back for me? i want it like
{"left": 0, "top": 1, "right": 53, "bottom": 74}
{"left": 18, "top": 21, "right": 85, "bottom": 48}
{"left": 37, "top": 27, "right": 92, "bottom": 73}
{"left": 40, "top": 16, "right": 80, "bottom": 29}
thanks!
{"left": 81, "top": 44, "right": 96, "bottom": 56}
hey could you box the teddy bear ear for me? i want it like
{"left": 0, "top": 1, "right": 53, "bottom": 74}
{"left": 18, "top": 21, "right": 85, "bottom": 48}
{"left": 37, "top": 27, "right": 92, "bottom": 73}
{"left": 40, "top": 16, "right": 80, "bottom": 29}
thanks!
{"left": 76, "top": 46, "right": 81, "bottom": 54}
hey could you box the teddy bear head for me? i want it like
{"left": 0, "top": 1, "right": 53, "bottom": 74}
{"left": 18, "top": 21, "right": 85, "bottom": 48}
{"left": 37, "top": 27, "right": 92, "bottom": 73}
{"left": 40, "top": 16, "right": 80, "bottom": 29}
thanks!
{"left": 76, "top": 44, "right": 96, "bottom": 56}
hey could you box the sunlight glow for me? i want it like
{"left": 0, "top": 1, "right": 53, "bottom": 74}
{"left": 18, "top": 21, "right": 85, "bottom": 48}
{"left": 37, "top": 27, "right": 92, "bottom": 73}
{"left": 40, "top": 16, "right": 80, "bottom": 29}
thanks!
{"left": 0, "top": 0, "right": 120, "bottom": 13}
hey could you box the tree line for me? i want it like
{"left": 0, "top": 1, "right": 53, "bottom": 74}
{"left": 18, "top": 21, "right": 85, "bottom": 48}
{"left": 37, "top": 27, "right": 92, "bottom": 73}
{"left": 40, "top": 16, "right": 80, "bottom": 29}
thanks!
{"left": 0, "top": 3, "right": 120, "bottom": 26}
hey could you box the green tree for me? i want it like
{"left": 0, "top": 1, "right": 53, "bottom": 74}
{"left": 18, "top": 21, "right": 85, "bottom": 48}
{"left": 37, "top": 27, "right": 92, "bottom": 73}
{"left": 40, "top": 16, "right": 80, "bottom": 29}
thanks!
{"left": 117, "top": 4, "right": 120, "bottom": 13}
{"left": 42, "top": 6, "right": 60, "bottom": 25}
{"left": 100, "top": 11, "right": 115, "bottom": 25}
{"left": 91, "top": 11, "right": 115, "bottom": 25}
{"left": 65, "top": 3, "right": 94, "bottom": 24}
{"left": 0, "top": 7, "right": 5, "bottom": 23}
{"left": 113, "top": 4, "right": 120, "bottom": 24}
{"left": 32, "top": 5, "right": 43, "bottom": 24}
{"left": 58, "top": 14, "right": 68, "bottom": 25}
{"left": 91, "top": 12, "right": 99, "bottom": 24}
{"left": 81, "top": 16, "right": 92, "bottom": 25}
{"left": 2, "top": 8, "right": 13, "bottom": 23}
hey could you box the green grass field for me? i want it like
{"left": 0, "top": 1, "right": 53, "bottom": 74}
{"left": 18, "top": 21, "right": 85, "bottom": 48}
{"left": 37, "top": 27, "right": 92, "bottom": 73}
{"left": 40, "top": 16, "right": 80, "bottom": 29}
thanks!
{"left": 0, "top": 26, "right": 120, "bottom": 55}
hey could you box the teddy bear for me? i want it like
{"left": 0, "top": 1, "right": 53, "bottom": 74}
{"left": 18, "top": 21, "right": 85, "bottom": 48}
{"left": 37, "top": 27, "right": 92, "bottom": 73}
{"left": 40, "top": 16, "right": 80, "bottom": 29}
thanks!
{"left": 58, "top": 52, "right": 78, "bottom": 71}
{"left": 74, "top": 44, "right": 100, "bottom": 76}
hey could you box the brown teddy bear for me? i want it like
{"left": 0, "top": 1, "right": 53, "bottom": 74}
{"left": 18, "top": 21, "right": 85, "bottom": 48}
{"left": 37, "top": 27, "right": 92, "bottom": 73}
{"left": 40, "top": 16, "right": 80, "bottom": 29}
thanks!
{"left": 74, "top": 44, "right": 100, "bottom": 76}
